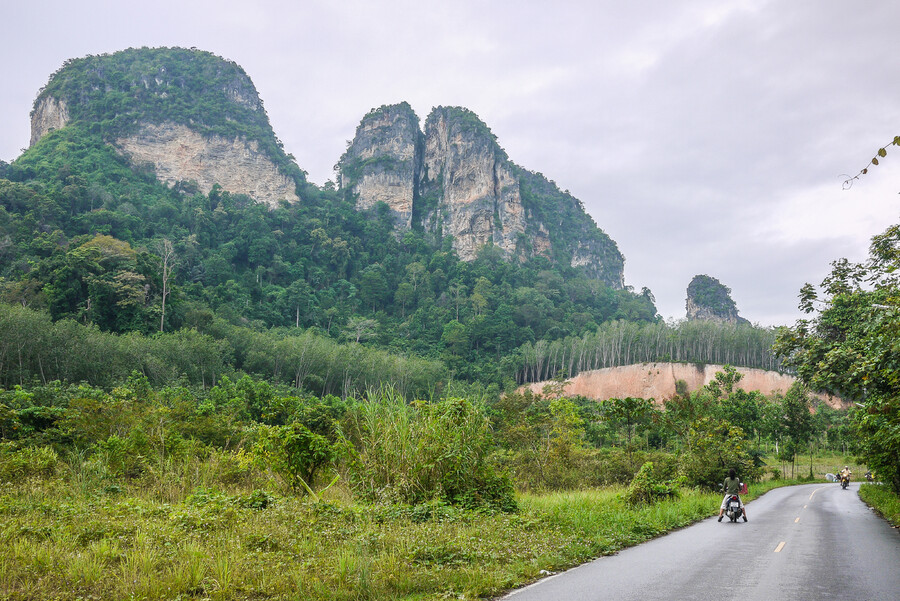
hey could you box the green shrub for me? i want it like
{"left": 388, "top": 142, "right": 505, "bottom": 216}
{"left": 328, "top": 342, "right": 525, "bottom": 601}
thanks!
{"left": 680, "top": 417, "right": 762, "bottom": 489}
{"left": 256, "top": 422, "right": 337, "bottom": 494}
{"left": 345, "top": 390, "right": 516, "bottom": 511}
{"left": 234, "top": 489, "right": 276, "bottom": 510}
{"left": 212, "top": 448, "right": 255, "bottom": 485}
{"left": 622, "top": 461, "right": 681, "bottom": 506}
{"left": 96, "top": 434, "right": 147, "bottom": 478}
{"left": 0, "top": 445, "right": 59, "bottom": 480}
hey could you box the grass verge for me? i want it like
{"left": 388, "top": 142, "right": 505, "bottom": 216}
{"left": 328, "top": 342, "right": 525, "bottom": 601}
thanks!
{"left": 858, "top": 484, "right": 900, "bottom": 526}
{"left": 0, "top": 473, "right": 838, "bottom": 600}
{"left": 0, "top": 477, "right": 728, "bottom": 600}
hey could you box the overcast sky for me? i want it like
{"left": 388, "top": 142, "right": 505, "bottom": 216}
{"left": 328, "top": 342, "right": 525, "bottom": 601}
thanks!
{"left": 3, "top": 0, "right": 899, "bottom": 326}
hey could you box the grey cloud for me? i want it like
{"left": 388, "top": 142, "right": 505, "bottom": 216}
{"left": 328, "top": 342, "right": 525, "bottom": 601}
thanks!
{"left": 3, "top": 0, "right": 899, "bottom": 328}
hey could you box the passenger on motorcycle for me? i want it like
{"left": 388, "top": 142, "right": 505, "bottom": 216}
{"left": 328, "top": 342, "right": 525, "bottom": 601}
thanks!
{"left": 718, "top": 468, "right": 748, "bottom": 522}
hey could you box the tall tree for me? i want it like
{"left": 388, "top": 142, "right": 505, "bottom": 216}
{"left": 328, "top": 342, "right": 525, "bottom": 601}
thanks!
{"left": 157, "top": 238, "right": 175, "bottom": 332}
{"left": 775, "top": 222, "right": 900, "bottom": 492}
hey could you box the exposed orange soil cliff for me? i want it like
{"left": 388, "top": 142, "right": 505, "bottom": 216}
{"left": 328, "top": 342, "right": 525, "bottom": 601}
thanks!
{"left": 523, "top": 363, "right": 848, "bottom": 409}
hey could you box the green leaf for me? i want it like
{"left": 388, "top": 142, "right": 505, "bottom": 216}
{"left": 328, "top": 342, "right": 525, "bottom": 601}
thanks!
{"left": 873, "top": 157, "right": 880, "bottom": 166}
{"left": 878, "top": 148, "right": 887, "bottom": 158}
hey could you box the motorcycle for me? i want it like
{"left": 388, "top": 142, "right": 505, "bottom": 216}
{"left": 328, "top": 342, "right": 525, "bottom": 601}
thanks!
{"left": 723, "top": 494, "right": 746, "bottom": 522}
{"left": 866, "top": 471, "right": 874, "bottom": 482}
{"left": 840, "top": 474, "right": 850, "bottom": 489}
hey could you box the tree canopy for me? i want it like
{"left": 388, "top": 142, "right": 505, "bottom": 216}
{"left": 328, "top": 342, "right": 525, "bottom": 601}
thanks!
{"left": 775, "top": 222, "right": 900, "bottom": 493}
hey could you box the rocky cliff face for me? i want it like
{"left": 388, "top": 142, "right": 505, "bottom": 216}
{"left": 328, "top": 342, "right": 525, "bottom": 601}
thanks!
{"left": 338, "top": 103, "right": 623, "bottom": 285}
{"left": 686, "top": 275, "right": 749, "bottom": 324}
{"left": 30, "top": 97, "right": 70, "bottom": 147}
{"left": 115, "top": 122, "right": 299, "bottom": 206}
{"left": 28, "top": 47, "right": 302, "bottom": 207}
{"left": 29, "top": 48, "right": 626, "bottom": 286}
{"left": 339, "top": 103, "right": 420, "bottom": 228}
{"left": 420, "top": 107, "right": 534, "bottom": 260}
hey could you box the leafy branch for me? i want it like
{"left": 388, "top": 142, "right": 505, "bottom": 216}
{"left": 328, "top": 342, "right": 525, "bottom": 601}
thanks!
{"left": 842, "top": 136, "right": 900, "bottom": 189}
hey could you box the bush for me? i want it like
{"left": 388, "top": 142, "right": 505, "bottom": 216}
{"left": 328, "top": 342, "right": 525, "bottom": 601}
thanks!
{"left": 0, "top": 445, "right": 59, "bottom": 480}
{"left": 680, "top": 417, "right": 762, "bottom": 489}
{"left": 255, "top": 422, "right": 337, "bottom": 494}
{"left": 622, "top": 461, "right": 681, "bottom": 506}
{"left": 96, "top": 433, "right": 147, "bottom": 479}
{"left": 345, "top": 390, "right": 516, "bottom": 511}
{"left": 589, "top": 448, "right": 678, "bottom": 486}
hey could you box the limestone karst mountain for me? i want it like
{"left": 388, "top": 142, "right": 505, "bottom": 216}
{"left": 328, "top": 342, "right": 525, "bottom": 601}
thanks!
{"left": 686, "top": 274, "right": 750, "bottom": 324}
{"left": 338, "top": 103, "right": 624, "bottom": 287}
{"left": 29, "top": 47, "right": 303, "bottom": 208}
{"left": 28, "top": 47, "right": 624, "bottom": 285}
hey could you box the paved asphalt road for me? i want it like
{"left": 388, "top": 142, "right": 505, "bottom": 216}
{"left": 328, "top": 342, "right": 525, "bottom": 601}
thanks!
{"left": 501, "top": 483, "right": 900, "bottom": 601}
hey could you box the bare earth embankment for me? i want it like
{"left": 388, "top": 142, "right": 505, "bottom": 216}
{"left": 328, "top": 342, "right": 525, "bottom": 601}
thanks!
{"left": 523, "top": 362, "right": 848, "bottom": 409}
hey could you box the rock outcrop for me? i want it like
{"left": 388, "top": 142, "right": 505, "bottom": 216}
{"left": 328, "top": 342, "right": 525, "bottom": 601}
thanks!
{"left": 686, "top": 275, "right": 749, "bottom": 324}
{"left": 339, "top": 103, "right": 421, "bottom": 228}
{"left": 30, "top": 97, "right": 70, "bottom": 147}
{"left": 28, "top": 47, "right": 302, "bottom": 207}
{"left": 338, "top": 103, "right": 624, "bottom": 286}
{"left": 524, "top": 362, "right": 849, "bottom": 409}
{"left": 116, "top": 122, "right": 299, "bottom": 206}
{"left": 28, "top": 49, "right": 626, "bottom": 286}
{"left": 420, "top": 106, "right": 534, "bottom": 260}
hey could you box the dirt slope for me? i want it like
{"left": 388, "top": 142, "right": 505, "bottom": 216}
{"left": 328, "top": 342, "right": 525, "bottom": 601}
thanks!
{"left": 523, "top": 362, "right": 848, "bottom": 409}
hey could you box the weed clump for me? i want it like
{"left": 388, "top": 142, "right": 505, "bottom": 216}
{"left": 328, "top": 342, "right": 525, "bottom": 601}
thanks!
{"left": 623, "top": 461, "right": 680, "bottom": 506}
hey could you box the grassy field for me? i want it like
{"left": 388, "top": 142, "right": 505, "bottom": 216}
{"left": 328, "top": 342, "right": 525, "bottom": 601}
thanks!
{"left": 0, "top": 452, "right": 876, "bottom": 601}
{"left": 0, "top": 475, "right": 724, "bottom": 601}
{"left": 761, "top": 453, "right": 866, "bottom": 482}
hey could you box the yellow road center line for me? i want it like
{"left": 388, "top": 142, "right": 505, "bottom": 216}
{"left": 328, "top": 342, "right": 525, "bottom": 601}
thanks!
{"left": 803, "top": 505, "right": 808, "bottom": 509}
{"left": 809, "top": 487, "right": 826, "bottom": 500}
{"left": 795, "top": 517, "right": 800, "bottom": 523}
{"left": 775, "top": 542, "right": 786, "bottom": 553}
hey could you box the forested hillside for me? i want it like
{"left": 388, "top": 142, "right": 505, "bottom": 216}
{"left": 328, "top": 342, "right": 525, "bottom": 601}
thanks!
{"left": 0, "top": 47, "right": 782, "bottom": 389}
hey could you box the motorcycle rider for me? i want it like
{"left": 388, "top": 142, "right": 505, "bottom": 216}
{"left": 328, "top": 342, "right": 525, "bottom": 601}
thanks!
{"left": 840, "top": 466, "right": 852, "bottom": 484}
{"left": 718, "top": 468, "right": 747, "bottom": 522}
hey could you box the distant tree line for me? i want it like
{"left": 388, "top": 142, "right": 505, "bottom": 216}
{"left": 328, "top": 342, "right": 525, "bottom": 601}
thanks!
{"left": 0, "top": 303, "right": 444, "bottom": 398}
{"left": 518, "top": 319, "right": 781, "bottom": 383}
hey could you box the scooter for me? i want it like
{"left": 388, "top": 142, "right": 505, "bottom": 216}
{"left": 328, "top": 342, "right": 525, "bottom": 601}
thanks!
{"left": 723, "top": 494, "right": 746, "bottom": 522}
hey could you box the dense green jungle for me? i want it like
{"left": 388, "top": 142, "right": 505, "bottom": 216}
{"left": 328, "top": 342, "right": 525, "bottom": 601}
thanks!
{"left": 1, "top": 47, "right": 899, "bottom": 600}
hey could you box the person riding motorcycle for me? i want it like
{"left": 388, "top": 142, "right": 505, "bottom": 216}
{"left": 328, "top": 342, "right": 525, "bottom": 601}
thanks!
{"left": 840, "top": 466, "right": 852, "bottom": 487}
{"left": 718, "top": 468, "right": 748, "bottom": 522}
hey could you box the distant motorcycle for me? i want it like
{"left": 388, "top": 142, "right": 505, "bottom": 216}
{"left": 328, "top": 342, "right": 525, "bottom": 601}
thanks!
{"left": 840, "top": 474, "right": 850, "bottom": 489}
{"left": 866, "top": 471, "right": 874, "bottom": 482}
{"left": 723, "top": 494, "right": 746, "bottom": 522}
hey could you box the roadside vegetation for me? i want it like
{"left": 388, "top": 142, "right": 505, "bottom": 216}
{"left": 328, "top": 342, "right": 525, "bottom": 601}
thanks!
{"left": 859, "top": 484, "right": 900, "bottom": 527}
{"left": 0, "top": 364, "right": 858, "bottom": 600}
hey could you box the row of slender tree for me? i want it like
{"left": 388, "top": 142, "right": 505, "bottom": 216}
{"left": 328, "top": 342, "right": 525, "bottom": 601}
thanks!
{"left": 0, "top": 303, "right": 444, "bottom": 398}
{"left": 518, "top": 319, "right": 782, "bottom": 383}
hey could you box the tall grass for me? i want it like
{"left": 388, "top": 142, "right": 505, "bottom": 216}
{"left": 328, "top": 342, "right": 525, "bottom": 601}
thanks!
{"left": 0, "top": 462, "right": 729, "bottom": 600}
{"left": 344, "top": 388, "right": 514, "bottom": 509}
